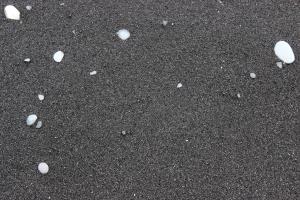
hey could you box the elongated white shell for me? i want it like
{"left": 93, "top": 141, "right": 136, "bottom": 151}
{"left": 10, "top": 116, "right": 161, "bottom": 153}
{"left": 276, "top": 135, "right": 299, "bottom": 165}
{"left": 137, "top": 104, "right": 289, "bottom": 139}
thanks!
{"left": 274, "top": 41, "right": 295, "bottom": 64}
{"left": 26, "top": 114, "right": 37, "bottom": 126}
{"left": 4, "top": 5, "right": 20, "bottom": 20}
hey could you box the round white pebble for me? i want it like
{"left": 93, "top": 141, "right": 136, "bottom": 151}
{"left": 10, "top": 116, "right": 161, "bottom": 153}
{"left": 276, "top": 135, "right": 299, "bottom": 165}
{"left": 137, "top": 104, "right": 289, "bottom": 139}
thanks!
{"left": 26, "top": 5, "right": 32, "bottom": 11}
{"left": 250, "top": 73, "right": 256, "bottom": 79}
{"left": 162, "top": 20, "right": 168, "bottom": 26}
{"left": 38, "top": 94, "right": 44, "bottom": 101}
{"left": 274, "top": 41, "right": 295, "bottom": 64}
{"left": 237, "top": 93, "right": 241, "bottom": 98}
{"left": 26, "top": 114, "right": 37, "bottom": 126}
{"left": 53, "top": 51, "right": 64, "bottom": 63}
{"left": 117, "top": 29, "right": 130, "bottom": 40}
{"left": 276, "top": 61, "right": 283, "bottom": 69}
{"left": 4, "top": 5, "right": 20, "bottom": 20}
{"left": 38, "top": 162, "right": 49, "bottom": 174}
{"left": 177, "top": 83, "right": 183, "bottom": 88}
{"left": 24, "top": 58, "right": 31, "bottom": 63}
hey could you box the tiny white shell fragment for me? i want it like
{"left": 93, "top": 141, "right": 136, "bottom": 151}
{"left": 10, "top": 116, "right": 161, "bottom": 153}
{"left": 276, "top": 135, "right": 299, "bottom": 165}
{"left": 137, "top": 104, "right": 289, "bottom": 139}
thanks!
{"left": 274, "top": 41, "right": 295, "bottom": 64}
{"left": 117, "top": 29, "right": 130, "bottom": 40}
{"left": 36, "top": 121, "right": 42, "bottom": 129}
{"left": 90, "top": 71, "right": 97, "bottom": 75}
{"left": 162, "top": 20, "right": 168, "bottom": 26}
{"left": 53, "top": 51, "right": 64, "bottom": 62}
{"left": 38, "top": 162, "right": 49, "bottom": 174}
{"left": 177, "top": 83, "right": 183, "bottom": 88}
{"left": 27, "top": 114, "right": 37, "bottom": 126}
{"left": 24, "top": 58, "right": 31, "bottom": 63}
{"left": 250, "top": 73, "right": 256, "bottom": 79}
{"left": 4, "top": 5, "right": 20, "bottom": 20}
{"left": 26, "top": 5, "right": 32, "bottom": 11}
{"left": 237, "top": 93, "right": 241, "bottom": 98}
{"left": 276, "top": 61, "right": 283, "bottom": 69}
{"left": 38, "top": 94, "right": 44, "bottom": 101}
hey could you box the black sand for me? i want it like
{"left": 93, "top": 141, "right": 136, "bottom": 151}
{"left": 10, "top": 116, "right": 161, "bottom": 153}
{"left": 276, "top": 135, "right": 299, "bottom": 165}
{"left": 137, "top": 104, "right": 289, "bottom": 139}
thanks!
{"left": 0, "top": 0, "right": 299, "bottom": 199}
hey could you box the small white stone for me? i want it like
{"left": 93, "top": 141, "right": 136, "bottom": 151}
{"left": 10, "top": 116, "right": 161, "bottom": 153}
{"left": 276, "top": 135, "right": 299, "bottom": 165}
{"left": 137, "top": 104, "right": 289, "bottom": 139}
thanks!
{"left": 162, "top": 20, "right": 168, "bottom": 26}
{"left": 36, "top": 121, "right": 43, "bottom": 129}
{"left": 90, "top": 71, "right": 97, "bottom": 75}
{"left": 53, "top": 51, "right": 64, "bottom": 62}
{"left": 276, "top": 61, "right": 283, "bottom": 69}
{"left": 38, "top": 162, "right": 49, "bottom": 174}
{"left": 274, "top": 41, "right": 295, "bottom": 64}
{"left": 117, "top": 29, "right": 130, "bottom": 40}
{"left": 26, "top": 5, "right": 32, "bottom": 11}
{"left": 26, "top": 114, "right": 37, "bottom": 126}
{"left": 121, "top": 130, "right": 126, "bottom": 136}
{"left": 237, "top": 93, "right": 241, "bottom": 98}
{"left": 24, "top": 58, "right": 31, "bottom": 63}
{"left": 177, "top": 83, "right": 183, "bottom": 88}
{"left": 4, "top": 5, "right": 20, "bottom": 20}
{"left": 250, "top": 73, "right": 256, "bottom": 79}
{"left": 38, "top": 94, "right": 44, "bottom": 101}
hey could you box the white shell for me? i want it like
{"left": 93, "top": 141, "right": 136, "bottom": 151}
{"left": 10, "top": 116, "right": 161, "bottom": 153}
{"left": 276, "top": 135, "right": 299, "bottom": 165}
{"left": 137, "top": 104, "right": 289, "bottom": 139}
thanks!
{"left": 36, "top": 121, "right": 43, "bottom": 129}
{"left": 117, "top": 29, "right": 130, "bottom": 40}
{"left": 90, "top": 71, "right": 97, "bottom": 75}
{"left": 26, "top": 114, "right": 37, "bottom": 126}
{"left": 38, "top": 94, "right": 44, "bottom": 101}
{"left": 26, "top": 5, "right": 32, "bottom": 11}
{"left": 53, "top": 51, "right": 64, "bottom": 62}
{"left": 250, "top": 73, "right": 256, "bottom": 79}
{"left": 274, "top": 41, "right": 295, "bottom": 64}
{"left": 38, "top": 162, "right": 49, "bottom": 174}
{"left": 177, "top": 83, "right": 183, "bottom": 88}
{"left": 4, "top": 5, "right": 20, "bottom": 20}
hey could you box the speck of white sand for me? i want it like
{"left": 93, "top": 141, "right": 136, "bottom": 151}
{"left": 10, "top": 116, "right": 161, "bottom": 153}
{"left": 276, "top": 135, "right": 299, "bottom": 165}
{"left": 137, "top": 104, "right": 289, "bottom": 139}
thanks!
{"left": 53, "top": 51, "right": 64, "bottom": 62}
{"left": 36, "top": 121, "right": 42, "bottom": 129}
{"left": 121, "top": 130, "right": 126, "bottom": 136}
{"left": 38, "top": 162, "right": 49, "bottom": 174}
{"left": 117, "top": 29, "right": 130, "bottom": 40}
{"left": 276, "top": 61, "right": 283, "bottom": 69}
{"left": 60, "top": 3, "right": 65, "bottom": 6}
{"left": 185, "top": 139, "right": 188, "bottom": 142}
{"left": 4, "top": 5, "right": 20, "bottom": 20}
{"left": 90, "top": 71, "right": 97, "bottom": 75}
{"left": 162, "top": 20, "right": 168, "bottom": 26}
{"left": 26, "top": 5, "right": 32, "bottom": 10}
{"left": 274, "top": 41, "right": 295, "bottom": 64}
{"left": 24, "top": 58, "right": 31, "bottom": 63}
{"left": 38, "top": 94, "right": 44, "bottom": 101}
{"left": 250, "top": 73, "right": 256, "bottom": 79}
{"left": 177, "top": 83, "right": 183, "bottom": 88}
{"left": 237, "top": 93, "right": 241, "bottom": 98}
{"left": 26, "top": 114, "right": 37, "bottom": 126}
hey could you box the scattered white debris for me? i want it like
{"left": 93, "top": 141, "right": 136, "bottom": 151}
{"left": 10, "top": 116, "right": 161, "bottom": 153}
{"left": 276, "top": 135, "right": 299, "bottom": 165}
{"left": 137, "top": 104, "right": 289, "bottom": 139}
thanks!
{"left": 276, "top": 61, "right": 283, "bottom": 69}
{"left": 24, "top": 58, "right": 31, "bottom": 63}
{"left": 117, "top": 29, "right": 130, "bottom": 40}
{"left": 26, "top": 5, "right": 32, "bottom": 11}
{"left": 121, "top": 130, "right": 126, "bottom": 136}
{"left": 26, "top": 114, "right": 37, "bottom": 126}
{"left": 237, "top": 93, "right": 241, "bottom": 98}
{"left": 36, "top": 121, "right": 43, "bottom": 129}
{"left": 53, "top": 51, "right": 64, "bottom": 63}
{"left": 4, "top": 5, "right": 20, "bottom": 20}
{"left": 177, "top": 83, "right": 183, "bottom": 88}
{"left": 90, "top": 71, "right": 97, "bottom": 75}
{"left": 250, "top": 73, "right": 256, "bottom": 79}
{"left": 274, "top": 41, "right": 295, "bottom": 64}
{"left": 162, "top": 20, "right": 168, "bottom": 26}
{"left": 38, "top": 162, "right": 49, "bottom": 174}
{"left": 38, "top": 94, "right": 44, "bottom": 101}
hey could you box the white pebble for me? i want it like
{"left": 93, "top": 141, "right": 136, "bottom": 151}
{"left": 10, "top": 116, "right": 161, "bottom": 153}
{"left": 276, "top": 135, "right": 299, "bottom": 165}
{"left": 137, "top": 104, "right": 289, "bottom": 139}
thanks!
{"left": 36, "top": 121, "right": 43, "bottom": 129}
{"left": 117, "top": 29, "right": 130, "bottom": 40}
{"left": 26, "top": 114, "right": 37, "bottom": 126}
{"left": 38, "top": 94, "right": 44, "bottom": 101}
{"left": 24, "top": 58, "right": 31, "bottom": 63}
{"left": 162, "top": 20, "right": 168, "bottom": 26}
{"left": 177, "top": 83, "right": 183, "bottom": 88}
{"left": 276, "top": 61, "right": 283, "bottom": 69}
{"left": 26, "top": 5, "right": 32, "bottom": 11}
{"left": 4, "top": 5, "right": 20, "bottom": 20}
{"left": 53, "top": 51, "right": 64, "bottom": 63}
{"left": 250, "top": 73, "right": 256, "bottom": 79}
{"left": 38, "top": 162, "right": 49, "bottom": 174}
{"left": 237, "top": 93, "right": 241, "bottom": 98}
{"left": 274, "top": 41, "right": 295, "bottom": 64}
{"left": 90, "top": 71, "right": 97, "bottom": 75}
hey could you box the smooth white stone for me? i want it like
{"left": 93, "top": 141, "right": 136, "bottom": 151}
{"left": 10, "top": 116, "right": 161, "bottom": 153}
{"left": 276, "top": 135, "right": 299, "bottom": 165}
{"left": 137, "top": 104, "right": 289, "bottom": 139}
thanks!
{"left": 53, "top": 51, "right": 64, "bottom": 63}
{"left": 26, "top": 114, "right": 37, "bottom": 126}
{"left": 276, "top": 61, "right": 283, "bottom": 69}
{"left": 38, "top": 162, "right": 49, "bottom": 174}
{"left": 26, "top": 5, "right": 32, "bottom": 11}
{"left": 117, "top": 29, "right": 130, "bottom": 40}
{"left": 274, "top": 41, "right": 295, "bottom": 64}
{"left": 177, "top": 83, "right": 183, "bottom": 88}
{"left": 36, "top": 121, "right": 42, "bottom": 129}
{"left": 24, "top": 58, "right": 31, "bottom": 63}
{"left": 90, "top": 71, "right": 97, "bottom": 75}
{"left": 162, "top": 20, "right": 168, "bottom": 26}
{"left": 38, "top": 94, "right": 44, "bottom": 101}
{"left": 4, "top": 5, "right": 20, "bottom": 20}
{"left": 250, "top": 73, "right": 256, "bottom": 79}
